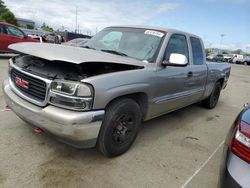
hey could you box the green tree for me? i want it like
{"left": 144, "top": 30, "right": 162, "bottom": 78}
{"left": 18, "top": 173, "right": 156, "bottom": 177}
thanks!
{"left": 41, "top": 22, "right": 54, "bottom": 32}
{"left": 0, "top": 10, "right": 17, "bottom": 25}
{"left": 26, "top": 23, "right": 34, "bottom": 29}
{"left": 0, "top": 0, "right": 6, "bottom": 8}
{"left": 0, "top": 0, "right": 7, "bottom": 15}
{"left": 205, "top": 48, "right": 210, "bottom": 56}
{"left": 0, "top": 0, "right": 18, "bottom": 25}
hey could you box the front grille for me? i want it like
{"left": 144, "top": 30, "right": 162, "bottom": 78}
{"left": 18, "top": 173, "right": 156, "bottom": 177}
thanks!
{"left": 10, "top": 68, "right": 47, "bottom": 101}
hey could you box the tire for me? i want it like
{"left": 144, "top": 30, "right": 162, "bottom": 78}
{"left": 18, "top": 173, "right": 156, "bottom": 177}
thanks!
{"left": 97, "top": 98, "right": 142, "bottom": 157}
{"left": 244, "top": 61, "right": 247, "bottom": 65}
{"left": 202, "top": 82, "right": 221, "bottom": 109}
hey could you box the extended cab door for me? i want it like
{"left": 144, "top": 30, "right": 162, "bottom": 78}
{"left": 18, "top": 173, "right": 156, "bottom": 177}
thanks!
{"left": 184, "top": 36, "right": 207, "bottom": 104}
{"left": 151, "top": 34, "right": 192, "bottom": 117}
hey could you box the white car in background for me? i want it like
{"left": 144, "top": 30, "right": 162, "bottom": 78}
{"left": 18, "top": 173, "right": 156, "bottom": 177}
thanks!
{"left": 223, "top": 54, "right": 234, "bottom": 62}
{"left": 62, "top": 38, "right": 89, "bottom": 47}
{"left": 232, "top": 54, "right": 244, "bottom": 64}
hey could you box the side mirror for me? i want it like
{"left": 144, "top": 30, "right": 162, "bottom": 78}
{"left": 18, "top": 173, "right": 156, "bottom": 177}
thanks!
{"left": 23, "top": 35, "right": 28, "bottom": 38}
{"left": 163, "top": 53, "right": 188, "bottom": 67}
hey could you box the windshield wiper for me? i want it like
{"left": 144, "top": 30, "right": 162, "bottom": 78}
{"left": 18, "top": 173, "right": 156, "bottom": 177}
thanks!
{"left": 81, "top": 45, "right": 96, "bottom": 50}
{"left": 100, "top": 49, "right": 128, "bottom": 57}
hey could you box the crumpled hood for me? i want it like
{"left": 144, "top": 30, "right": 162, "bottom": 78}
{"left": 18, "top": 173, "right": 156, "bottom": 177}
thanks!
{"left": 9, "top": 42, "right": 145, "bottom": 67}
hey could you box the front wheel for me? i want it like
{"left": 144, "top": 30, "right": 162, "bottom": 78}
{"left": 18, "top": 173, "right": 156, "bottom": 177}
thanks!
{"left": 202, "top": 82, "right": 221, "bottom": 109}
{"left": 97, "top": 98, "right": 142, "bottom": 157}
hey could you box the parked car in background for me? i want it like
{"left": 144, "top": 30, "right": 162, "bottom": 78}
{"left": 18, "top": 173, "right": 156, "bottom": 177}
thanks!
{"left": 0, "top": 22, "right": 38, "bottom": 53}
{"left": 232, "top": 54, "right": 244, "bottom": 64}
{"left": 223, "top": 54, "right": 234, "bottom": 62}
{"left": 219, "top": 103, "right": 250, "bottom": 188}
{"left": 44, "top": 33, "right": 61, "bottom": 44}
{"left": 207, "top": 54, "right": 224, "bottom": 62}
{"left": 206, "top": 54, "right": 216, "bottom": 61}
{"left": 58, "top": 31, "right": 91, "bottom": 42}
{"left": 62, "top": 38, "right": 89, "bottom": 47}
{"left": 214, "top": 54, "right": 224, "bottom": 62}
{"left": 243, "top": 57, "right": 250, "bottom": 65}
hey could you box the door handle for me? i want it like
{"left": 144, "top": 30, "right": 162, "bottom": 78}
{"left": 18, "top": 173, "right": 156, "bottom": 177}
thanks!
{"left": 187, "top": 71, "right": 193, "bottom": 77}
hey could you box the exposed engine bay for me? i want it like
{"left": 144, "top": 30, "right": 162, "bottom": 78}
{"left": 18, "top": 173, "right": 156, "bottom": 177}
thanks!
{"left": 12, "top": 55, "right": 142, "bottom": 81}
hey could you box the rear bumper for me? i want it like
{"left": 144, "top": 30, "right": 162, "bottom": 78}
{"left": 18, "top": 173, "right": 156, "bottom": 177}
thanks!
{"left": 3, "top": 79, "right": 104, "bottom": 148}
{"left": 220, "top": 151, "right": 250, "bottom": 188}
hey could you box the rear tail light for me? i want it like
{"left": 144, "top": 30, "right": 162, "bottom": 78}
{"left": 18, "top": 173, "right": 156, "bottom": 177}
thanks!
{"left": 230, "top": 121, "right": 250, "bottom": 163}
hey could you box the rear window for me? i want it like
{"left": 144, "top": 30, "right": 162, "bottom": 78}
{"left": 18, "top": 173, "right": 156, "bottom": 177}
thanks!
{"left": 190, "top": 37, "right": 204, "bottom": 65}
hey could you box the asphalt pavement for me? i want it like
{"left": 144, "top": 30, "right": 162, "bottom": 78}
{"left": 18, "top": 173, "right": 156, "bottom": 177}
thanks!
{"left": 0, "top": 58, "right": 249, "bottom": 188}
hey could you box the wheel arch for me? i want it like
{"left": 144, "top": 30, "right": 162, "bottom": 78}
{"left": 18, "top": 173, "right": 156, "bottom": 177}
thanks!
{"left": 105, "top": 92, "right": 148, "bottom": 121}
{"left": 217, "top": 77, "right": 225, "bottom": 88}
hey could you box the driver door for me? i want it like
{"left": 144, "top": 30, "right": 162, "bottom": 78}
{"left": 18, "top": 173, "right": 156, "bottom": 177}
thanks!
{"left": 152, "top": 34, "right": 191, "bottom": 117}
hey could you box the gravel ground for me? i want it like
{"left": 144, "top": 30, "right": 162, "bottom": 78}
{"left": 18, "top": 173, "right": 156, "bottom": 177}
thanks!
{"left": 0, "top": 58, "right": 249, "bottom": 188}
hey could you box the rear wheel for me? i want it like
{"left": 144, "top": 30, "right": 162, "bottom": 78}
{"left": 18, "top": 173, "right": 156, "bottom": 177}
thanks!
{"left": 202, "top": 82, "right": 221, "bottom": 109}
{"left": 97, "top": 98, "right": 142, "bottom": 157}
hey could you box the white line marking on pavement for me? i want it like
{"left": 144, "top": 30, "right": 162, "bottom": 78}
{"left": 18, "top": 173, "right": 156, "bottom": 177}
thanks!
{"left": 180, "top": 140, "right": 225, "bottom": 188}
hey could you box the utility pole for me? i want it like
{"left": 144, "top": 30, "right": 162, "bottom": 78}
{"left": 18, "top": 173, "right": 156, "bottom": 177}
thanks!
{"left": 220, "top": 34, "right": 225, "bottom": 54}
{"left": 75, "top": 6, "right": 78, "bottom": 33}
{"left": 220, "top": 34, "right": 225, "bottom": 47}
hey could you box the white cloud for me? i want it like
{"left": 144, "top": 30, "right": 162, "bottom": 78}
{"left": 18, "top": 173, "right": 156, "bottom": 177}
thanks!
{"left": 4, "top": 0, "right": 179, "bottom": 34}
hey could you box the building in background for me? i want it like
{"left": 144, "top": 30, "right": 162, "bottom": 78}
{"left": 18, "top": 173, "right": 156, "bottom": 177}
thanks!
{"left": 16, "top": 18, "right": 35, "bottom": 29}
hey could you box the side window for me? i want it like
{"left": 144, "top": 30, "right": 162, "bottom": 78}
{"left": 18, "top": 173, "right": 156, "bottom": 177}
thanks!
{"left": 164, "top": 34, "right": 189, "bottom": 62}
{"left": 6, "top": 26, "right": 24, "bottom": 37}
{"left": 190, "top": 37, "right": 204, "bottom": 65}
{"left": 0, "top": 24, "right": 7, "bottom": 34}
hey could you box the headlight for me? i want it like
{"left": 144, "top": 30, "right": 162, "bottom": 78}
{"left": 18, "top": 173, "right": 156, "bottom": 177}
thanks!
{"left": 49, "top": 80, "right": 93, "bottom": 110}
{"left": 50, "top": 80, "right": 92, "bottom": 97}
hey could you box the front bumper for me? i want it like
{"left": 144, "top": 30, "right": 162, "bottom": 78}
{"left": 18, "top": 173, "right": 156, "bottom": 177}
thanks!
{"left": 3, "top": 79, "right": 104, "bottom": 148}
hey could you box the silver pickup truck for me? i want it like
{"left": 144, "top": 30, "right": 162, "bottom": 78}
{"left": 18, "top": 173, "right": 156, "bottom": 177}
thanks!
{"left": 3, "top": 26, "right": 231, "bottom": 157}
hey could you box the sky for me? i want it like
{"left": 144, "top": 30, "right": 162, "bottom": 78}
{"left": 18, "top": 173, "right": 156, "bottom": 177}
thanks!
{"left": 3, "top": 0, "right": 250, "bottom": 52}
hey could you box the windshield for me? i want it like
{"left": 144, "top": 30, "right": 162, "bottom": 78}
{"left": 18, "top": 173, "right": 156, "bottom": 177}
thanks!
{"left": 84, "top": 27, "right": 165, "bottom": 62}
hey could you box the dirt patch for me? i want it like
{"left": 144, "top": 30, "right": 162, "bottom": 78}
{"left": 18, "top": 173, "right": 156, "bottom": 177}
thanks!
{"left": 38, "top": 148, "right": 85, "bottom": 188}
{"left": 206, "top": 114, "right": 221, "bottom": 122}
{"left": 39, "top": 154, "right": 86, "bottom": 188}
{"left": 40, "top": 165, "right": 83, "bottom": 187}
{"left": 181, "top": 140, "right": 209, "bottom": 153}
{"left": 38, "top": 148, "right": 113, "bottom": 188}
{"left": 206, "top": 116, "right": 215, "bottom": 121}
{"left": 242, "top": 80, "right": 250, "bottom": 83}
{"left": 0, "top": 173, "right": 6, "bottom": 184}
{"left": 185, "top": 136, "right": 199, "bottom": 141}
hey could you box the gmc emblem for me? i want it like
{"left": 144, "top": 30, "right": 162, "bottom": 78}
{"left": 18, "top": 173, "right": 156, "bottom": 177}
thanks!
{"left": 15, "top": 76, "right": 29, "bottom": 89}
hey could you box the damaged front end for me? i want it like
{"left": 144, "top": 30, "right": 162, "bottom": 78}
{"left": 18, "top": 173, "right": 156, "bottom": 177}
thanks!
{"left": 12, "top": 55, "right": 142, "bottom": 81}
{"left": 8, "top": 54, "right": 142, "bottom": 111}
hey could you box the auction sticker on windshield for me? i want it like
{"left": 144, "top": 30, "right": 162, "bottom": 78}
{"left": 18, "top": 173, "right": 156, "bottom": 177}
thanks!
{"left": 144, "top": 30, "right": 164, "bottom": 38}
